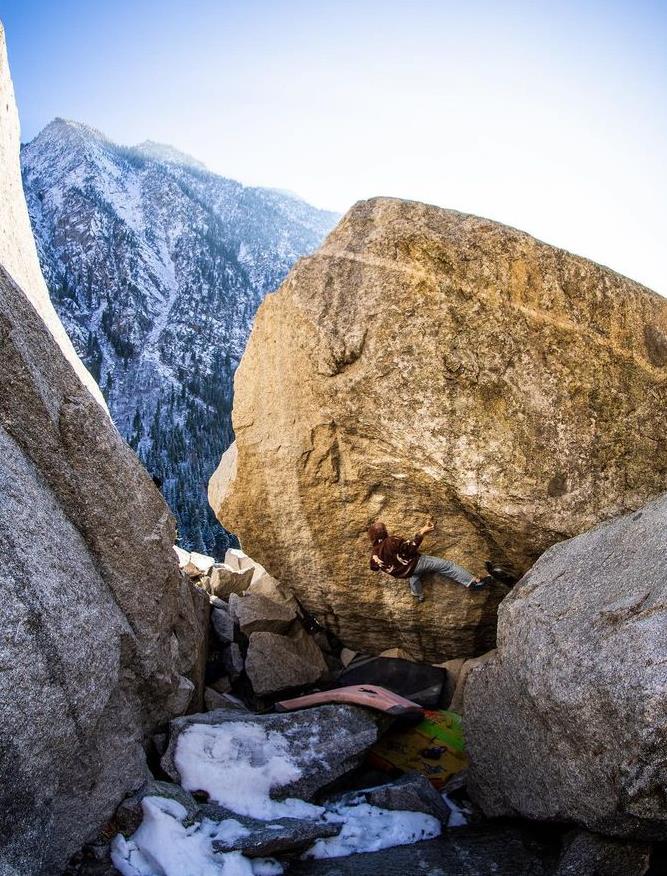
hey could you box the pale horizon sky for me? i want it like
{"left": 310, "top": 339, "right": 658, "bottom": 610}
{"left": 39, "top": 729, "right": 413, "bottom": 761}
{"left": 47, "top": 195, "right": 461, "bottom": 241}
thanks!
{"left": 2, "top": 0, "right": 666, "bottom": 295}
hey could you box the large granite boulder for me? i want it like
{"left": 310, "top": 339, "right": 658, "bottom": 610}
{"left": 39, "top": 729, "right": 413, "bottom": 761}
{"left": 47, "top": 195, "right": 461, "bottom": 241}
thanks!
{"left": 0, "top": 26, "right": 205, "bottom": 875}
{"left": 210, "top": 197, "right": 667, "bottom": 661}
{"left": 465, "top": 494, "right": 667, "bottom": 840}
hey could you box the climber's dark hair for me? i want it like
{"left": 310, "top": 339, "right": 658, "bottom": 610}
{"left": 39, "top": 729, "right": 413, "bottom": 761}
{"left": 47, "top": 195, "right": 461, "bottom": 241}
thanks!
{"left": 368, "top": 521, "right": 388, "bottom": 544}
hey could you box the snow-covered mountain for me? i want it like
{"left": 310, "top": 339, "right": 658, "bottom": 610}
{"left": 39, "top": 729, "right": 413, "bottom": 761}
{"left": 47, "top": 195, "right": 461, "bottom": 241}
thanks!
{"left": 21, "top": 118, "right": 339, "bottom": 554}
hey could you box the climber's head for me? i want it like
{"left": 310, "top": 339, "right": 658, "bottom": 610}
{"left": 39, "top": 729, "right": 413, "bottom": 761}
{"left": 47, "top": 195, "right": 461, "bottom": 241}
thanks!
{"left": 368, "top": 521, "right": 388, "bottom": 544}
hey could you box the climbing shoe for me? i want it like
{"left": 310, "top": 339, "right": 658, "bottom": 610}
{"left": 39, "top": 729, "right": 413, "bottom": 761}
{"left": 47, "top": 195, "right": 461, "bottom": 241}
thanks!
{"left": 466, "top": 576, "right": 493, "bottom": 590}
{"left": 485, "top": 561, "right": 519, "bottom": 587}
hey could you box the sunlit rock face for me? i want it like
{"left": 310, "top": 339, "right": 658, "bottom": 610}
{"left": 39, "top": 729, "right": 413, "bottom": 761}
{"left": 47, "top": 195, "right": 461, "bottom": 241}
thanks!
{"left": 0, "top": 24, "right": 205, "bottom": 874}
{"left": 211, "top": 196, "right": 667, "bottom": 661}
{"left": 0, "top": 23, "right": 105, "bottom": 409}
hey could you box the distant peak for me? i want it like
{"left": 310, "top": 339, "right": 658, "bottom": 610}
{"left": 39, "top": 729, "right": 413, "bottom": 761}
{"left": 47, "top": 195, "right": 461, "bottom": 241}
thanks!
{"left": 43, "top": 117, "right": 111, "bottom": 142}
{"left": 133, "top": 140, "right": 206, "bottom": 170}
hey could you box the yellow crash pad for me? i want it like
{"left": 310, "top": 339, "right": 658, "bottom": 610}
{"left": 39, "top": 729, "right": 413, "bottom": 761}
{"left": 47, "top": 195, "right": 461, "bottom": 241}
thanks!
{"left": 368, "top": 709, "right": 468, "bottom": 789}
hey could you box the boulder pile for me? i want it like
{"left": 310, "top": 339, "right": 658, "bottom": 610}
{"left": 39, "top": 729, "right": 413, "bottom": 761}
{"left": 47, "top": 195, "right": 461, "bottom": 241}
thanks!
{"left": 177, "top": 547, "right": 333, "bottom": 703}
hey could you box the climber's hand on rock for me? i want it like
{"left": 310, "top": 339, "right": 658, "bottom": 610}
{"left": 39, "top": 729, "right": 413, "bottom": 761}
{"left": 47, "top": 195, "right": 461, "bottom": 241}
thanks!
{"left": 421, "top": 517, "right": 435, "bottom": 534}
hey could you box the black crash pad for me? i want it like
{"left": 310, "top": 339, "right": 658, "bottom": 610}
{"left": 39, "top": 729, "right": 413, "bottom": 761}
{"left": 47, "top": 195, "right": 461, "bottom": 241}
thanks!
{"left": 336, "top": 657, "right": 445, "bottom": 708}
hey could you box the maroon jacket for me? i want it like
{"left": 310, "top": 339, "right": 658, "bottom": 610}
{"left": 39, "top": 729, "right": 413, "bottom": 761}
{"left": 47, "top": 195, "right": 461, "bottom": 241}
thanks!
{"left": 370, "top": 532, "right": 424, "bottom": 579}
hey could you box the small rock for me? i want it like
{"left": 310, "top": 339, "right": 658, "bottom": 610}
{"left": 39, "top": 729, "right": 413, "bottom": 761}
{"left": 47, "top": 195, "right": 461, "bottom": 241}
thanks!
{"left": 436, "top": 657, "right": 466, "bottom": 708}
{"left": 151, "top": 733, "right": 168, "bottom": 758}
{"left": 204, "top": 687, "right": 231, "bottom": 711}
{"left": 173, "top": 545, "right": 191, "bottom": 568}
{"left": 203, "top": 805, "right": 341, "bottom": 857}
{"left": 224, "top": 548, "right": 267, "bottom": 582}
{"left": 209, "top": 675, "right": 232, "bottom": 695}
{"left": 246, "top": 573, "right": 300, "bottom": 612}
{"left": 211, "top": 605, "right": 235, "bottom": 643}
{"left": 378, "top": 647, "right": 415, "bottom": 661}
{"left": 336, "top": 772, "right": 451, "bottom": 825}
{"left": 161, "top": 704, "right": 378, "bottom": 801}
{"left": 167, "top": 675, "right": 195, "bottom": 716}
{"left": 555, "top": 830, "right": 651, "bottom": 876}
{"left": 245, "top": 627, "right": 329, "bottom": 696}
{"left": 190, "top": 551, "right": 216, "bottom": 575}
{"left": 222, "top": 643, "right": 244, "bottom": 680}
{"left": 449, "top": 650, "right": 496, "bottom": 714}
{"left": 209, "top": 563, "right": 254, "bottom": 599}
{"left": 114, "top": 780, "right": 198, "bottom": 836}
{"left": 340, "top": 647, "right": 358, "bottom": 667}
{"left": 229, "top": 591, "right": 297, "bottom": 635}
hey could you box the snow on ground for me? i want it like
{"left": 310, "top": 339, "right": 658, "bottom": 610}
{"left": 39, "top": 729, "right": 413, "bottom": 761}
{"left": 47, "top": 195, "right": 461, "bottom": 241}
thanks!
{"left": 442, "top": 793, "right": 471, "bottom": 827}
{"left": 111, "top": 721, "right": 443, "bottom": 874}
{"left": 303, "top": 799, "right": 441, "bottom": 860}
{"left": 110, "top": 796, "right": 281, "bottom": 876}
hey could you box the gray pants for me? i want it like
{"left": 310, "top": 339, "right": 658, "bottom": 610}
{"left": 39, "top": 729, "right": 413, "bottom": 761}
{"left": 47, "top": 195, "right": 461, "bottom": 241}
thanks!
{"left": 408, "top": 554, "right": 475, "bottom": 596}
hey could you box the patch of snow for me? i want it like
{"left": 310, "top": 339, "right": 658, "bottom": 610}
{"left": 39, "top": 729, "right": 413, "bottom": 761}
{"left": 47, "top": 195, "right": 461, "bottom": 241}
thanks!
{"left": 442, "top": 793, "right": 470, "bottom": 827}
{"left": 303, "top": 799, "right": 441, "bottom": 859}
{"left": 110, "top": 796, "right": 279, "bottom": 876}
{"left": 174, "top": 721, "right": 323, "bottom": 820}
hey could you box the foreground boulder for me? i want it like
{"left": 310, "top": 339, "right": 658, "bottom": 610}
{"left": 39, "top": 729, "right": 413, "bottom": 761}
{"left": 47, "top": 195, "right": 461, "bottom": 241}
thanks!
{"left": 0, "top": 26, "right": 205, "bottom": 874}
{"left": 466, "top": 494, "right": 667, "bottom": 840}
{"left": 162, "top": 704, "right": 378, "bottom": 801}
{"left": 210, "top": 196, "right": 667, "bottom": 660}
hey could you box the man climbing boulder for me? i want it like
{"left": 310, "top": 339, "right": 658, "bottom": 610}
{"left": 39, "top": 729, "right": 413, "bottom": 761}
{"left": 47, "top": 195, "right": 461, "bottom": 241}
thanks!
{"left": 368, "top": 518, "right": 492, "bottom": 602}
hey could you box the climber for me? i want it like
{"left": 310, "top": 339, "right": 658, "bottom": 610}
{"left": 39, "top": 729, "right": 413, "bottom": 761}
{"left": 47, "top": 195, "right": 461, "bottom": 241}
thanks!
{"left": 368, "top": 517, "right": 492, "bottom": 602}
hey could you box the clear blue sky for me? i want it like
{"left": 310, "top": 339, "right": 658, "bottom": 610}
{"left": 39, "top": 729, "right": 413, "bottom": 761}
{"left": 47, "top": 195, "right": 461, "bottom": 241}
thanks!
{"left": 2, "top": 0, "right": 666, "bottom": 294}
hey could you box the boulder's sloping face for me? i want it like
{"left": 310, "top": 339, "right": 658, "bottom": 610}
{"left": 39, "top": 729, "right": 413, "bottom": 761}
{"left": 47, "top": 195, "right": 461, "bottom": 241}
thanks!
{"left": 465, "top": 493, "right": 667, "bottom": 840}
{"left": 0, "top": 22, "right": 105, "bottom": 409}
{"left": 210, "top": 196, "right": 667, "bottom": 660}
{"left": 0, "top": 32, "right": 205, "bottom": 871}
{"left": 0, "top": 258, "right": 205, "bottom": 873}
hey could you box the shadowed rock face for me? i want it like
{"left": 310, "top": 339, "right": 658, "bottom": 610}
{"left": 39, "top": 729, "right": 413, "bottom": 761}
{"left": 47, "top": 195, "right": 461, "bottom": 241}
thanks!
{"left": 465, "top": 493, "right": 667, "bottom": 841}
{"left": 210, "top": 196, "right": 667, "bottom": 660}
{"left": 0, "top": 24, "right": 205, "bottom": 875}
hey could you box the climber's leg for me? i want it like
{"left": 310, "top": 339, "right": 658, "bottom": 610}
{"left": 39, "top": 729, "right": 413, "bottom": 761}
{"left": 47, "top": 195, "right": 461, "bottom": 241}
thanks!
{"left": 416, "top": 553, "right": 477, "bottom": 588}
{"left": 408, "top": 572, "right": 424, "bottom": 600}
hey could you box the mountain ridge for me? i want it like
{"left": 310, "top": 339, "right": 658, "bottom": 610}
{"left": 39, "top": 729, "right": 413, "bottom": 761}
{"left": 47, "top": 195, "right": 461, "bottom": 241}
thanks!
{"left": 22, "top": 118, "right": 339, "bottom": 553}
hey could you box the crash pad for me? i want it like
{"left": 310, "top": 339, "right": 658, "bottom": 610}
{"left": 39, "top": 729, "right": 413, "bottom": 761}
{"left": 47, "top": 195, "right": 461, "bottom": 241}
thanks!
{"left": 275, "top": 684, "right": 424, "bottom": 718}
{"left": 337, "top": 657, "right": 445, "bottom": 707}
{"left": 367, "top": 709, "right": 468, "bottom": 789}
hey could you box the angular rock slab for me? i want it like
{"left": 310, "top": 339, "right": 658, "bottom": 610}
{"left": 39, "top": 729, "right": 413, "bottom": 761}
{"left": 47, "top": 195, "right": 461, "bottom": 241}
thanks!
{"left": 204, "top": 806, "right": 340, "bottom": 857}
{"left": 161, "top": 704, "right": 378, "bottom": 801}
{"left": 209, "top": 563, "right": 254, "bottom": 598}
{"left": 245, "top": 627, "right": 329, "bottom": 696}
{"left": 335, "top": 772, "right": 451, "bottom": 825}
{"left": 229, "top": 590, "right": 297, "bottom": 635}
{"left": 466, "top": 494, "right": 667, "bottom": 840}
{"left": 211, "top": 196, "right": 667, "bottom": 661}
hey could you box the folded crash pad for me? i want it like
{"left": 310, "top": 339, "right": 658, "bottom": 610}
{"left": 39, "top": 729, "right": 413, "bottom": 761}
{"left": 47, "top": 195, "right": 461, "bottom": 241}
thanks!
{"left": 337, "top": 657, "right": 445, "bottom": 707}
{"left": 367, "top": 709, "right": 468, "bottom": 789}
{"left": 275, "top": 684, "right": 424, "bottom": 717}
